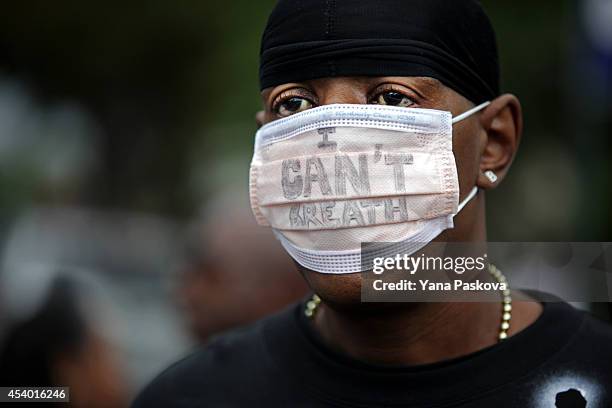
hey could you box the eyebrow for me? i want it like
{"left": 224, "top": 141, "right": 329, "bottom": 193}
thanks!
{"left": 392, "top": 77, "right": 443, "bottom": 97}
{"left": 261, "top": 76, "right": 445, "bottom": 108}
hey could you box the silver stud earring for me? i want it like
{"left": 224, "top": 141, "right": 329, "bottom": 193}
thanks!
{"left": 484, "top": 170, "right": 498, "bottom": 183}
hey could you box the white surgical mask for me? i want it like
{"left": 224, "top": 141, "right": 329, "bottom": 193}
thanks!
{"left": 249, "top": 101, "right": 490, "bottom": 274}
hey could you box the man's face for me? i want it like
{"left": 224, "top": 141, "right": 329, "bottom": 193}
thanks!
{"left": 258, "top": 76, "right": 517, "bottom": 307}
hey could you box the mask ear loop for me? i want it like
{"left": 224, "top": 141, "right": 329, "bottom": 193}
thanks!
{"left": 457, "top": 186, "right": 479, "bottom": 213}
{"left": 452, "top": 101, "right": 491, "bottom": 124}
{"left": 451, "top": 101, "right": 490, "bottom": 214}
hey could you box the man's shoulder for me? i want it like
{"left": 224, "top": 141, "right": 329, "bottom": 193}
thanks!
{"left": 575, "top": 308, "right": 612, "bottom": 345}
{"left": 552, "top": 303, "right": 612, "bottom": 370}
{"left": 132, "top": 305, "right": 298, "bottom": 407}
{"left": 528, "top": 291, "right": 612, "bottom": 348}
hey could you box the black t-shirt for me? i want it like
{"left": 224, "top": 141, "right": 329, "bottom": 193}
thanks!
{"left": 133, "top": 298, "right": 612, "bottom": 407}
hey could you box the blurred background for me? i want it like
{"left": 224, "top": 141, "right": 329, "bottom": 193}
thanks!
{"left": 0, "top": 0, "right": 609, "bottom": 406}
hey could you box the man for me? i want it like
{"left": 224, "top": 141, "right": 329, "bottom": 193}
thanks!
{"left": 134, "top": 1, "right": 612, "bottom": 406}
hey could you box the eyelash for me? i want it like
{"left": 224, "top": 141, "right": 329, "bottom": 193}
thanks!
{"left": 272, "top": 89, "right": 316, "bottom": 114}
{"left": 368, "top": 84, "right": 417, "bottom": 105}
{"left": 270, "top": 84, "right": 418, "bottom": 114}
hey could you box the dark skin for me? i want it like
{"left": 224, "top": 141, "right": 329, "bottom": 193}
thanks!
{"left": 257, "top": 76, "right": 542, "bottom": 365}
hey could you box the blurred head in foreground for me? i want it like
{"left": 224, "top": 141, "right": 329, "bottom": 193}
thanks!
{"left": 0, "top": 273, "right": 128, "bottom": 408}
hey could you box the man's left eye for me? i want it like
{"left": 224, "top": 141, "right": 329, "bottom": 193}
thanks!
{"left": 373, "top": 91, "right": 414, "bottom": 107}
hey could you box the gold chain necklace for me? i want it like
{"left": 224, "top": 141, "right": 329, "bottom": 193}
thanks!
{"left": 305, "top": 263, "right": 512, "bottom": 342}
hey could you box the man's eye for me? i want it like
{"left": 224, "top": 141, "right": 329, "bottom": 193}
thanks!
{"left": 276, "top": 97, "right": 313, "bottom": 117}
{"left": 373, "top": 91, "right": 414, "bottom": 107}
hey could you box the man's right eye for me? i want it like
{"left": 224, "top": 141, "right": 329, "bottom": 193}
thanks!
{"left": 275, "top": 97, "right": 314, "bottom": 117}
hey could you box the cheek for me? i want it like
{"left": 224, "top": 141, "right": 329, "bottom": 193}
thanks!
{"left": 452, "top": 123, "right": 484, "bottom": 192}
{"left": 264, "top": 111, "right": 277, "bottom": 124}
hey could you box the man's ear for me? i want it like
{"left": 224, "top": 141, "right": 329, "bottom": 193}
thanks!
{"left": 255, "top": 110, "right": 266, "bottom": 129}
{"left": 476, "top": 94, "right": 523, "bottom": 190}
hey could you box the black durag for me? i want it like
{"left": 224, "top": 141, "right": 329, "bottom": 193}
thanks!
{"left": 259, "top": 0, "right": 500, "bottom": 104}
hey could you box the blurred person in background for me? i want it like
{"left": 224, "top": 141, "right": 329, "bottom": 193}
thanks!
{"left": 0, "top": 205, "right": 195, "bottom": 399}
{"left": 0, "top": 272, "right": 129, "bottom": 408}
{"left": 134, "top": 0, "right": 612, "bottom": 406}
{"left": 177, "top": 193, "right": 308, "bottom": 343}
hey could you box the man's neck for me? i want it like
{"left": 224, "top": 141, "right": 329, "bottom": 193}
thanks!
{"left": 313, "top": 301, "right": 497, "bottom": 365}
{"left": 309, "top": 194, "right": 542, "bottom": 365}
{"left": 312, "top": 298, "right": 542, "bottom": 366}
